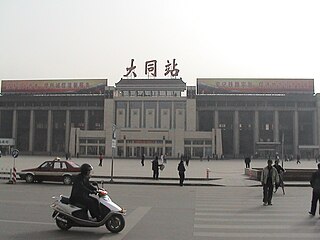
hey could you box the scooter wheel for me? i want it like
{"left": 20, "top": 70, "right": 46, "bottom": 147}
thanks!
{"left": 105, "top": 214, "right": 125, "bottom": 233}
{"left": 56, "top": 215, "right": 72, "bottom": 231}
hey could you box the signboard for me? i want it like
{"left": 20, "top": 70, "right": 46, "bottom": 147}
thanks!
{"left": 11, "top": 149, "right": 19, "bottom": 158}
{"left": 0, "top": 138, "right": 15, "bottom": 146}
{"left": 1, "top": 79, "right": 107, "bottom": 94}
{"left": 197, "top": 78, "right": 314, "bottom": 94}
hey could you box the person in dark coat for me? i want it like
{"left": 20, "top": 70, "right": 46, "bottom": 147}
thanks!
{"left": 309, "top": 163, "right": 320, "bottom": 216}
{"left": 70, "top": 163, "right": 100, "bottom": 221}
{"left": 244, "top": 156, "right": 251, "bottom": 168}
{"left": 177, "top": 160, "right": 186, "bottom": 186}
{"left": 273, "top": 160, "right": 285, "bottom": 194}
{"left": 152, "top": 156, "right": 159, "bottom": 180}
{"left": 98, "top": 153, "right": 103, "bottom": 167}
{"left": 141, "top": 154, "right": 145, "bottom": 166}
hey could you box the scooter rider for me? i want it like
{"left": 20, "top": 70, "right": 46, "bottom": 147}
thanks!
{"left": 69, "top": 163, "right": 101, "bottom": 221}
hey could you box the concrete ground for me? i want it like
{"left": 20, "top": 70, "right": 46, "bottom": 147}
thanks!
{"left": 0, "top": 155, "right": 318, "bottom": 186}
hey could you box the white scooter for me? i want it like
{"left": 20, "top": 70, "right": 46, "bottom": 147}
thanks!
{"left": 51, "top": 184, "right": 126, "bottom": 233}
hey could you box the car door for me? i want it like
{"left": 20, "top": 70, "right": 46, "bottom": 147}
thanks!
{"left": 52, "top": 161, "right": 63, "bottom": 182}
{"left": 37, "top": 161, "right": 54, "bottom": 182}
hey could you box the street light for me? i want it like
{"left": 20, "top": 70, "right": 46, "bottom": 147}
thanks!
{"left": 110, "top": 124, "right": 116, "bottom": 183}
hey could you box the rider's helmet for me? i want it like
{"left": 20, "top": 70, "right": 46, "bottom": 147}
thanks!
{"left": 80, "top": 163, "right": 93, "bottom": 175}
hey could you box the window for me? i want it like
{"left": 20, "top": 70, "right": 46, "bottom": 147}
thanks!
{"left": 53, "top": 162, "right": 61, "bottom": 169}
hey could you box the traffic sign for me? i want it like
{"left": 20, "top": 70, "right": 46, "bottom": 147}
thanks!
{"left": 112, "top": 139, "right": 117, "bottom": 149}
{"left": 11, "top": 149, "right": 19, "bottom": 158}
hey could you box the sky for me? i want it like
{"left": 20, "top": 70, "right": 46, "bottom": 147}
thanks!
{"left": 0, "top": 0, "right": 320, "bottom": 92}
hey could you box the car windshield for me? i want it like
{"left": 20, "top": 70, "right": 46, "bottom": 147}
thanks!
{"left": 67, "top": 161, "right": 80, "bottom": 168}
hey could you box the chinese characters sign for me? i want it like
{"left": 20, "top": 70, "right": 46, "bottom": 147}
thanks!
{"left": 123, "top": 59, "right": 180, "bottom": 78}
{"left": 197, "top": 78, "right": 314, "bottom": 94}
{"left": 0, "top": 138, "right": 15, "bottom": 146}
{"left": 1, "top": 79, "right": 107, "bottom": 94}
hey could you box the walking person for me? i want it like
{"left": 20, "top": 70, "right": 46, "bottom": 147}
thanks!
{"left": 261, "top": 159, "right": 279, "bottom": 206}
{"left": 309, "top": 163, "right": 320, "bottom": 216}
{"left": 98, "top": 153, "right": 103, "bottom": 167}
{"left": 296, "top": 154, "right": 301, "bottom": 164}
{"left": 177, "top": 160, "right": 186, "bottom": 186}
{"left": 244, "top": 156, "right": 251, "bottom": 168}
{"left": 141, "top": 154, "right": 145, "bottom": 166}
{"left": 152, "top": 156, "right": 159, "bottom": 180}
{"left": 273, "top": 160, "right": 285, "bottom": 195}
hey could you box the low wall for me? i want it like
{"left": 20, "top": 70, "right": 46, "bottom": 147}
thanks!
{"left": 245, "top": 168, "right": 315, "bottom": 181}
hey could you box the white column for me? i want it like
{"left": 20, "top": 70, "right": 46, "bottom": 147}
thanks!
{"left": 47, "top": 110, "right": 52, "bottom": 153}
{"left": 293, "top": 110, "right": 299, "bottom": 157}
{"left": 141, "top": 101, "right": 145, "bottom": 128}
{"left": 65, "top": 110, "right": 70, "bottom": 153}
{"left": 171, "top": 102, "right": 174, "bottom": 129}
{"left": 233, "top": 110, "right": 239, "bottom": 158}
{"left": 84, "top": 110, "right": 89, "bottom": 130}
{"left": 214, "top": 110, "right": 219, "bottom": 129}
{"left": 29, "top": 110, "right": 34, "bottom": 152}
{"left": 254, "top": 111, "right": 259, "bottom": 154}
{"left": 313, "top": 110, "right": 318, "bottom": 145}
{"left": 12, "top": 110, "right": 17, "bottom": 140}
{"left": 274, "top": 110, "right": 279, "bottom": 142}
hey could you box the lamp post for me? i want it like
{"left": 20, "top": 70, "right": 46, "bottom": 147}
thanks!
{"left": 110, "top": 124, "right": 116, "bottom": 183}
{"left": 281, "top": 132, "right": 284, "bottom": 168}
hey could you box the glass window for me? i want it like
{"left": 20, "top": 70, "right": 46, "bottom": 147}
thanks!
{"left": 193, "top": 140, "right": 204, "bottom": 145}
{"left": 53, "top": 162, "right": 61, "bottom": 169}
{"left": 61, "top": 162, "right": 67, "bottom": 169}
{"left": 184, "top": 140, "right": 191, "bottom": 145}
{"left": 39, "top": 162, "right": 53, "bottom": 169}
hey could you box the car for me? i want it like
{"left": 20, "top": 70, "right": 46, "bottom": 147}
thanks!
{"left": 19, "top": 158, "right": 81, "bottom": 184}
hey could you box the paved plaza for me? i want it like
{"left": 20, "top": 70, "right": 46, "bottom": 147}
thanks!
{"left": 0, "top": 155, "right": 319, "bottom": 186}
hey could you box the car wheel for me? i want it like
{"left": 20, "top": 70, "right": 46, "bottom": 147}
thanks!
{"left": 25, "top": 174, "right": 34, "bottom": 183}
{"left": 63, "top": 175, "right": 72, "bottom": 185}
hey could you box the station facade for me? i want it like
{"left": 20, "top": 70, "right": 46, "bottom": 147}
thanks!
{"left": 0, "top": 78, "right": 318, "bottom": 159}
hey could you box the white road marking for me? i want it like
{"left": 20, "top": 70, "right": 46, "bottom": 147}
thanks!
{"left": 101, "top": 206, "right": 151, "bottom": 240}
{"left": 0, "top": 219, "right": 54, "bottom": 225}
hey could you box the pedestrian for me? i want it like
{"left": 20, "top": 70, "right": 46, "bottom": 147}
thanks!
{"left": 152, "top": 156, "right": 159, "bottom": 180}
{"left": 141, "top": 154, "right": 145, "bottom": 166}
{"left": 98, "top": 153, "right": 103, "bottom": 167}
{"left": 309, "top": 163, "right": 320, "bottom": 216}
{"left": 273, "top": 160, "right": 285, "bottom": 195}
{"left": 244, "top": 156, "right": 251, "bottom": 168}
{"left": 207, "top": 155, "right": 210, "bottom": 161}
{"left": 261, "top": 159, "right": 279, "bottom": 206}
{"left": 186, "top": 155, "right": 190, "bottom": 166}
{"left": 296, "top": 154, "right": 301, "bottom": 164}
{"left": 163, "top": 153, "right": 167, "bottom": 163}
{"left": 177, "top": 160, "right": 186, "bottom": 186}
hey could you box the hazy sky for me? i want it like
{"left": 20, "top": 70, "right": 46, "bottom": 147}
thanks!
{"left": 1, "top": 0, "right": 319, "bottom": 92}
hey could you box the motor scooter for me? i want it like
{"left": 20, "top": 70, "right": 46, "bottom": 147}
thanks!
{"left": 51, "top": 183, "right": 126, "bottom": 233}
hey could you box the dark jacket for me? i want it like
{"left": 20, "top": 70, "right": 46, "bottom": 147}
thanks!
{"left": 152, "top": 159, "right": 159, "bottom": 171}
{"left": 178, "top": 161, "right": 186, "bottom": 172}
{"left": 70, "top": 173, "right": 97, "bottom": 204}
{"left": 310, "top": 170, "right": 320, "bottom": 192}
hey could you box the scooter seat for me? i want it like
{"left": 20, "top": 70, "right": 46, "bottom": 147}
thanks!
{"left": 60, "top": 196, "right": 70, "bottom": 204}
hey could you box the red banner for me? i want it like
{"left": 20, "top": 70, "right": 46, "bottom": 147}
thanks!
{"left": 1, "top": 79, "right": 107, "bottom": 94}
{"left": 197, "top": 78, "right": 314, "bottom": 94}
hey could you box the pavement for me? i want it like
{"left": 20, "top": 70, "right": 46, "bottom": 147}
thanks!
{"left": 0, "top": 155, "right": 318, "bottom": 187}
